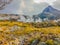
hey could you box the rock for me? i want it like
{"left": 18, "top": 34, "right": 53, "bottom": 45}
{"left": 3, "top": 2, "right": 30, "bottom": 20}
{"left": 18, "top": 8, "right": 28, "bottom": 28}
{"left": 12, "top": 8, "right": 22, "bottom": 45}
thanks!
{"left": 31, "top": 39, "right": 40, "bottom": 45}
{"left": 37, "top": 42, "right": 47, "bottom": 45}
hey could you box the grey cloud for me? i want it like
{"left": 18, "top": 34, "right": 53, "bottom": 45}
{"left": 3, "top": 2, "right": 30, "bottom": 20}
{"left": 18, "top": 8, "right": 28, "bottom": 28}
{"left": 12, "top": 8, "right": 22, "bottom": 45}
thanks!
{"left": 53, "top": 0, "right": 60, "bottom": 10}
{"left": 0, "top": 0, "right": 49, "bottom": 16}
{"left": 20, "top": 0, "right": 49, "bottom": 16}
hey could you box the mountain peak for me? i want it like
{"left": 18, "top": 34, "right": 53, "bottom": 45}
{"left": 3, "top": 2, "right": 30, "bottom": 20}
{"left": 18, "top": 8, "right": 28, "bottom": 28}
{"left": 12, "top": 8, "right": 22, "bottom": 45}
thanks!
{"left": 43, "top": 5, "right": 54, "bottom": 12}
{"left": 38, "top": 5, "right": 60, "bottom": 20}
{"left": 47, "top": 5, "right": 52, "bottom": 8}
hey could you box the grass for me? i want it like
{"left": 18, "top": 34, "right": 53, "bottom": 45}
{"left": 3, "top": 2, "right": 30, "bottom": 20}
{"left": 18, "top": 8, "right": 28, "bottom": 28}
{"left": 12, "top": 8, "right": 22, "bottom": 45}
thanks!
{"left": 0, "top": 21, "right": 60, "bottom": 45}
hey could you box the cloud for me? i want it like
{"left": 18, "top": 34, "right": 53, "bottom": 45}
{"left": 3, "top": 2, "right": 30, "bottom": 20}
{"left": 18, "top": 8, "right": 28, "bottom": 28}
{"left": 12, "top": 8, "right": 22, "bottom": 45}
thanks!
{"left": 0, "top": 0, "right": 49, "bottom": 16}
{"left": 20, "top": 0, "right": 26, "bottom": 9}
{"left": 53, "top": 0, "right": 60, "bottom": 10}
{"left": 28, "top": 7, "right": 34, "bottom": 12}
{"left": 33, "top": 0, "right": 56, "bottom": 5}
{"left": 0, "top": 0, "right": 21, "bottom": 14}
{"left": 18, "top": 0, "right": 49, "bottom": 16}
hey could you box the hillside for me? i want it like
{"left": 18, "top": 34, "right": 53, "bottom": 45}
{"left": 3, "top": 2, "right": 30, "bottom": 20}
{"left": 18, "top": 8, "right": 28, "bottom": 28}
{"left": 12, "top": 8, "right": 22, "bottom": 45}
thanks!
{"left": 0, "top": 21, "right": 60, "bottom": 45}
{"left": 38, "top": 6, "right": 60, "bottom": 20}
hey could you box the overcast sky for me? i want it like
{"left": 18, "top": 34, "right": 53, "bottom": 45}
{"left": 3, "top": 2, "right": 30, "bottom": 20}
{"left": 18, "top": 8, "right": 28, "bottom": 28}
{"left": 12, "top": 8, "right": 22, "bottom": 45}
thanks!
{"left": 0, "top": 0, "right": 60, "bottom": 16}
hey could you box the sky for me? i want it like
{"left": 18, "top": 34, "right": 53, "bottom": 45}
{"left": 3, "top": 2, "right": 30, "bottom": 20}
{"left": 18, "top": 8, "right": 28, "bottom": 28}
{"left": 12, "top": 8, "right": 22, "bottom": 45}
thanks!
{"left": 0, "top": 0, "right": 60, "bottom": 16}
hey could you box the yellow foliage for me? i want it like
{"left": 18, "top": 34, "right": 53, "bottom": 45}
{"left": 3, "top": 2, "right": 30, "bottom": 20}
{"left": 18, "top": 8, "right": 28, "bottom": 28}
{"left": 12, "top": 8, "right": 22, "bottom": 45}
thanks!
{"left": 0, "top": 21, "right": 60, "bottom": 45}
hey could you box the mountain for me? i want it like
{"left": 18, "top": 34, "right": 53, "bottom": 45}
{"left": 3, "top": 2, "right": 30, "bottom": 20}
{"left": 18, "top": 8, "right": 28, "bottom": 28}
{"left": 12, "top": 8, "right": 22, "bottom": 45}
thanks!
{"left": 1, "top": 5, "right": 60, "bottom": 22}
{"left": 18, "top": 5, "right": 60, "bottom": 22}
{"left": 38, "top": 5, "right": 60, "bottom": 20}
